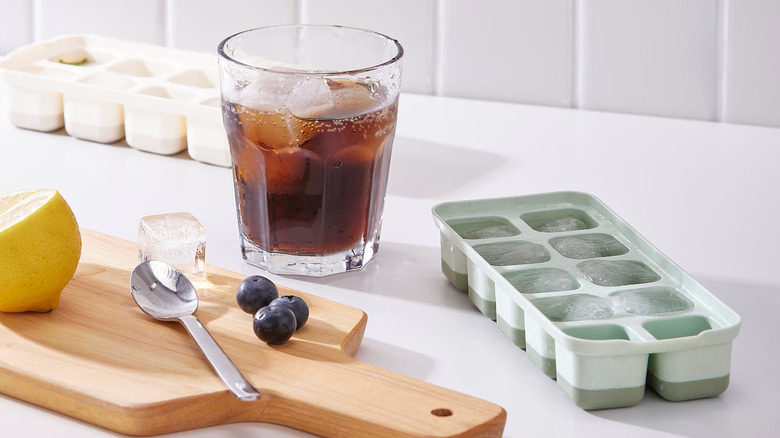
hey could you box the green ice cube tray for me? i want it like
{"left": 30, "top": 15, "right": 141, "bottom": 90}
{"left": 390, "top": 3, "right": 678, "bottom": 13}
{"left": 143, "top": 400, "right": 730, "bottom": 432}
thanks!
{"left": 432, "top": 192, "right": 741, "bottom": 410}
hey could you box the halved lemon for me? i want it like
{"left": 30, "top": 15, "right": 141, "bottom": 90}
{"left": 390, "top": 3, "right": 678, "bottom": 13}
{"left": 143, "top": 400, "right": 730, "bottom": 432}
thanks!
{"left": 0, "top": 189, "right": 82, "bottom": 312}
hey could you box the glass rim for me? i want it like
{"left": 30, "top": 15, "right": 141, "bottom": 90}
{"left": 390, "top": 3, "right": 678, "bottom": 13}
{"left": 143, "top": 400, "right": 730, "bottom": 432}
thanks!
{"left": 217, "top": 24, "right": 404, "bottom": 76}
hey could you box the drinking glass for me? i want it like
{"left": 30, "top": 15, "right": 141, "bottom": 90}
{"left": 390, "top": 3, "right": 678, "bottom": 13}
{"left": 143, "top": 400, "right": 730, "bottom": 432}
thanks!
{"left": 218, "top": 25, "right": 403, "bottom": 276}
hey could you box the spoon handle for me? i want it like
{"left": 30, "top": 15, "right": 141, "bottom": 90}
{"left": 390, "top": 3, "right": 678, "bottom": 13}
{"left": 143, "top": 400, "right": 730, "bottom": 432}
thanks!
{"left": 178, "top": 315, "right": 261, "bottom": 401}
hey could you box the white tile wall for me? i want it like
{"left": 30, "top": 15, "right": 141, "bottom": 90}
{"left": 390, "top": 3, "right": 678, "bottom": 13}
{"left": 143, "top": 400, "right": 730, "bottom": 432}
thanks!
{"left": 578, "top": 0, "right": 719, "bottom": 121}
{"left": 439, "top": 0, "right": 572, "bottom": 107}
{"left": 34, "top": 0, "right": 164, "bottom": 45}
{"left": 0, "top": 0, "right": 33, "bottom": 55}
{"left": 166, "top": 0, "right": 295, "bottom": 54}
{"left": 724, "top": 0, "right": 780, "bottom": 128}
{"left": 301, "top": 0, "right": 435, "bottom": 94}
{"left": 0, "top": 0, "right": 778, "bottom": 128}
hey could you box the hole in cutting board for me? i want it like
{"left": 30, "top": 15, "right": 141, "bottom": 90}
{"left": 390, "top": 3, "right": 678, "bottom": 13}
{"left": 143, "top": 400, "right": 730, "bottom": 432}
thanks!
{"left": 431, "top": 408, "right": 453, "bottom": 417}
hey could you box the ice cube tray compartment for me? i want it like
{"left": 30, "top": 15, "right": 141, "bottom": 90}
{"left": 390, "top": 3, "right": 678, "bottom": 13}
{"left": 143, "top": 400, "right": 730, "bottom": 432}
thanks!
{"left": 0, "top": 35, "right": 229, "bottom": 167}
{"left": 433, "top": 191, "right": 741, "bottom": 409}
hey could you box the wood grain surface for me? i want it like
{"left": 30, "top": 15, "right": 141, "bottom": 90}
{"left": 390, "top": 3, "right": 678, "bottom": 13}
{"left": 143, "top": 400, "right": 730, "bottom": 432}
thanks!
{"left": 0, "top": 229, "right": 506, "bottom": 437}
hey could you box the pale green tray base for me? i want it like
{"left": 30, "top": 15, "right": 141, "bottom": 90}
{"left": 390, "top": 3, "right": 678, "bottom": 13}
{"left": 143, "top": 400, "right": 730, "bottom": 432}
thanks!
{"left": 558, "top": 374, "right": 645, "bottom": 410}
{"left": 450, "top": 263, "right": 731, "bottom": 408}
{"left": 526, "top": 345, "right": 557, "bottom": 379}
{"left": 468, "top": 287, "right": 496, "bottom": 320}
{"left": 496, "top": 315, "right": 526, "bottom": 349}
{"left": 648, "top": 373, "right": 730, "bottom": 401}
{"left": 441, "top": 260, "right": 468, "bottom": 292}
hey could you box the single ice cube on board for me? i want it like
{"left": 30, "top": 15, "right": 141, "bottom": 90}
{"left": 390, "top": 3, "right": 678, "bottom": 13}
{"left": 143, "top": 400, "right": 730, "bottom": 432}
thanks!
{"left": 550, "top": 234, "right": 629, "bottom": 259}
{"left": 503, "top": 268, "right": 580, "bottom": 293}
{"left": 577, "top": 260, "right": 660, "bottom": 287}
{"left": 138, "top": 212, "right": 206, "bottom": 278}
{"left": 611, "top": 287, "right": 693, "bottom": 315}
{"left": 531, "top": 293, "right": 613, "bottom": 322}
{"left": 536, "top": 216, "right": 587, "bottom": 232}
{"left": 474, "top": 241, "right": 550, "bottom": 266}
{"left": 451, "top": 218, "right": 520, "bottom": 240}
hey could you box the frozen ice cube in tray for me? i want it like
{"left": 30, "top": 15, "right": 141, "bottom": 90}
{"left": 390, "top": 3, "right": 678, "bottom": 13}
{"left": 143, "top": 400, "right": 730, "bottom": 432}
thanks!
{"left": 577, "top": 259, "right": 661, "bottom": 287}
{"left": 432, "top": 191, "right": 741, "bottom": 410}
{"left": 449, "top": 216, "right": 520, "bottom": 240}
{"left": 549, "top": 234, "right": 628, "bottom": 259}
{"left": 611, "top": 287, "right": 693, "bottom": 315}
{"left": 473, "top": 241, "right": 550, "bottom": 266}
{"left": 502, "top": 268, "right": 580, "bottom": 294}
{"left": 521, "top": 208, "right": 598, "bottom": 232}
{"left": 531, "top": 293, "right": 614, "bottom": 322}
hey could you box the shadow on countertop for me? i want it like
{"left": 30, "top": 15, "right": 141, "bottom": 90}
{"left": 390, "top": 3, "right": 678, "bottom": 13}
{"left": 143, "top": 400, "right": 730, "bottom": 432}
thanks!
{"left": 387, "top": 136, "right": 509, "bottom": 199}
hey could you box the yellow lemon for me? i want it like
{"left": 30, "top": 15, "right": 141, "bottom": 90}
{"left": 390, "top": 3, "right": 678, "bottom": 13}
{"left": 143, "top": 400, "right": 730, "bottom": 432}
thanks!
{"left": 0, "top": 189, "right": 82, "bottom": 312}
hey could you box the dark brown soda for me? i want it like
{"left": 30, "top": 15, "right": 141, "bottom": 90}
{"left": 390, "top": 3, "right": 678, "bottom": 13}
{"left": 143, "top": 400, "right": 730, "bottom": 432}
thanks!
{"left": 224, "top": 80, "right": 398, "bottom": 255}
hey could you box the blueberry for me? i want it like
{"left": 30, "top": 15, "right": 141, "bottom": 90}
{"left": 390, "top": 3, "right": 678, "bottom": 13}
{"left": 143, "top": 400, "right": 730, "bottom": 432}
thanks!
{"left": 253, "top": 305, "right": 296, "bottom": 345}
{"left": 236, "top": 275, "right": 278, "bottom": 314}
{"left": 269, "top": 295, "right": 309, "bottom": 330}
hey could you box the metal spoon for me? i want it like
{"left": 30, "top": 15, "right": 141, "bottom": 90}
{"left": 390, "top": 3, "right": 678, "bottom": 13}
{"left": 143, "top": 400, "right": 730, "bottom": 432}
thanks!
{"left": 130, "top": 260, "right": 260, "bottom": 402}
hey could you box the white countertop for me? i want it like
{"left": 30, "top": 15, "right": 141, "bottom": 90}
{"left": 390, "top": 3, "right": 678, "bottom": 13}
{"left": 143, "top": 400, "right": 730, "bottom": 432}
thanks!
{"left": 1, "top": 92, "right": 778, "bottom": 437}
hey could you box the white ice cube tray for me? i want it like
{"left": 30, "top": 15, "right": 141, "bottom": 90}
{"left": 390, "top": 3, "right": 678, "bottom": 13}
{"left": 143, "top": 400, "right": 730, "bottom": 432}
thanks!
{"left": 0, "top": 35, "right": 229, "bottom": 167}
{"left": 432, "top": 191, "right": 741, "bottom": 410}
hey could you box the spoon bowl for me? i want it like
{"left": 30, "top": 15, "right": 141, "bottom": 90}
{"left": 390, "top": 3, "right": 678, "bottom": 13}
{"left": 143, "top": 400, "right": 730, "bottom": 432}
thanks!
{"left": 130, "top": 260, "right": 261, "bottom": 402}
{"left": 130, "top": 260, "right": 197, "bottom": 320}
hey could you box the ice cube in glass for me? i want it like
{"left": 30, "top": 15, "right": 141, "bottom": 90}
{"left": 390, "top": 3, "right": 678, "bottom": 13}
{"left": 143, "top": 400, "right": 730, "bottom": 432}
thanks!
{"left": 138, "top": 212, "right": 206, "bottom": 278}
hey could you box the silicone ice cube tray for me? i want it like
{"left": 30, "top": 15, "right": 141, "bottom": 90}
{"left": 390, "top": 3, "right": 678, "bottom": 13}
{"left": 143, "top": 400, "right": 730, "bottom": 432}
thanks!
{"left": 0, "top": 35, "right": 229, "bottom": 167}
{"left": 433, "top": 192, "right": 741, "bottom": 410}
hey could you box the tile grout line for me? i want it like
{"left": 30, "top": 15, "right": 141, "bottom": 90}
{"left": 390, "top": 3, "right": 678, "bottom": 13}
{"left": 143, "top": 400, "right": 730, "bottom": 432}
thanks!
{"left": 431, "top": 0, "right": 442, "bottom": 96}
{"left": 716, "top": 0, "right": 730, "bottom": 123}
{"left": 162, "top": 0, "right": 171, "bottom": 47}
{"left": 27, "top": 0, "right": 36, "bottom": 43}
{"left": 571, "top": 0, "right": 581, "bottom": 109}
{"left": 31, "top": 0, "right": 41, "bottom": 42}
{"left": 296, "top": 0, "right": 305, "bottom": 24}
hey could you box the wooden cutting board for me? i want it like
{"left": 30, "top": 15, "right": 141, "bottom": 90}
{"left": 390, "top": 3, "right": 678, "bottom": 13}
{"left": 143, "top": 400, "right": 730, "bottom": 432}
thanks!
{"left": 0, "top": 229, "right": 506, "bottom": 437}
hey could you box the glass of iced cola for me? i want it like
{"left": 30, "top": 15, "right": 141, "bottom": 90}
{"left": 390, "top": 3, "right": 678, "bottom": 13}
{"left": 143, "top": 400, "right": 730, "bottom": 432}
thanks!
{"left": 218, "top": 25, "right": 403, "bottom": 276}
